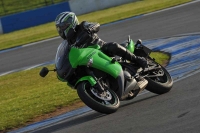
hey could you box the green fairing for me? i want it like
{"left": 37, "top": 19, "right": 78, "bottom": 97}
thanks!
{"left": 69, "top": 46, "right": 122, "bottom": 78}
{"left": 127, "top": 39, "right": 135, "bottom": 53}
{"left": 87, "top": 44, "right": 101, "bottom": 49}
{"left": 75, "top": 76, "right": 97, "bottom": 87}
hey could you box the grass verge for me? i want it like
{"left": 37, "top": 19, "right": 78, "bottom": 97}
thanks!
{"left": 0, "top": 0, "right": 65, "bottom": 16}
{"left": 0, "top": 52, "right": 170, "bottom": 132}
{"left": 0, "top": 0, "right": 191, "bottom": 50}
{"left": 0, "top": 65, "right": 79, "bottom": 131}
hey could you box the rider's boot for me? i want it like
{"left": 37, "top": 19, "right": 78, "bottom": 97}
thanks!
{"left": 124, "top": 50, "right": 147, "bottom": 69}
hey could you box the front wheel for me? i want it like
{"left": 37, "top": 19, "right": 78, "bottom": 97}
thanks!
{"left": 144, "top": 60, "right": 173, "bottom": 94}
{"left": 77, "top": 81, "right": 120, "bottom": 114}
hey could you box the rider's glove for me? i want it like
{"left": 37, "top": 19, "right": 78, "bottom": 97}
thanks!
{"left": 82, "top": 21, "right": 100, "bottom": 37}
{"left": 85, "top": 28, "right": 93, "bottom": 37}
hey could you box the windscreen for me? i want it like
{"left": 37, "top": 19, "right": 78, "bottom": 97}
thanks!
{"left": 55, "top": 40, "right": 70, "bottom": 70}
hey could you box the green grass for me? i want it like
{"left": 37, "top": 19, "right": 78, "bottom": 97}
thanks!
{"left": 0, "top": 52, "right": 169, "bottom": 131}
{"left": 0, "top": 0, "right": 191, "bottom": 50}
{"left": 0, "top": 65, "right": 80, "bottom": 131}
{"left": 150, "top": 52, "right": 170, "bottom": 65}
{"left": 0, "top": 0, "right": 65, "bottom": 16}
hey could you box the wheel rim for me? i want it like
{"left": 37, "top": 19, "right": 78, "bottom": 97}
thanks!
{"left": 84, "top": 82, "right": 118, "bottom": 106}
{"left": 90, "top": 88, "right": 112, "bottom": 101}
{"left": 146, "top": 59, "right": 169, "bottom": 83}
{"left": 152, "top": 69, "right": 167, "bottom": 83}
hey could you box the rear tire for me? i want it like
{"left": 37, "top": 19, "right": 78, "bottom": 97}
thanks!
{"left": 145, "top": 64, "right": 173, "bottom": 94}
{"left": 77, "top": 81, "right": 120, "bottom": 114}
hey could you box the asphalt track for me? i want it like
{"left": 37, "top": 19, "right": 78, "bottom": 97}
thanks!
{"left": 5, "top": 1, "right": 200, "bottom": 133}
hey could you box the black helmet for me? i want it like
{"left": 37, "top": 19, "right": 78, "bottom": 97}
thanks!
{"left": 55, "top": 12, "right": 79, "bottom": 39}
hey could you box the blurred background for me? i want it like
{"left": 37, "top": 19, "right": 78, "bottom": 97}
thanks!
{"left": 0, "top": 0, "right": 68, "bottom": 16}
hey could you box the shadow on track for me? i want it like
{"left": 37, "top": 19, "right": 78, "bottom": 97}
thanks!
{"left": 32, "top": 111, "right": 105, "bottom": 133}
{"left": 120, "top": 94, "right": 158, "bottom": 108}
{"left": 33, "top": 94, "right": 158, "bottom": 133}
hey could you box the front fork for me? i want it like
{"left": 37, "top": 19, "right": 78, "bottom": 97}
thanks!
{"left": 85, "top": 68, "right": 105, "bottom": 93}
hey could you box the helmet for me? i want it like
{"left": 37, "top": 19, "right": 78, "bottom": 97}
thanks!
{"left": 55, "top": 12, "right": 79, "bottom": 39}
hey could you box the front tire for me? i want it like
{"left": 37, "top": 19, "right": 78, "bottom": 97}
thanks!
{"left": 77, "top": 81, "right": 120, "bottom": 114}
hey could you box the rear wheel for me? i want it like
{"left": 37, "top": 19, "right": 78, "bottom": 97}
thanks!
{"left": 77, "top": 81, "right": 120, "bottom": 114}
{"left": 144, "top": 60, "right": 173, "bottom": 94}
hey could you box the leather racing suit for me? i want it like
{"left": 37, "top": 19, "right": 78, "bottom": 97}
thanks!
{"left": 66, "top": 21, "right": 147, "bottom": 68}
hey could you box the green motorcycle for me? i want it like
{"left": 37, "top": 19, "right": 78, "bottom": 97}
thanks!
{"left": 40, "top": 36, "right": 173, "bottom": 114}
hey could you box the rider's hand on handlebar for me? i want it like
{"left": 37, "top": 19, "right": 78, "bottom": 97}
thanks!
{"left": 85, "top": 28, "right": 93, "bottom": 37}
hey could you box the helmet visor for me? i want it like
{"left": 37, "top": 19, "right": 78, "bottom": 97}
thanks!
{"left": 56, "top": 17, "right": 73, "bottom": 37}
{"left": 56, "top": 22, "right": 70, "bottom": 33}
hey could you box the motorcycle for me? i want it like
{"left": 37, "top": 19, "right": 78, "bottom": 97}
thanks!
{"left": 39, "top": 36, "right": 173, "bottom": 114}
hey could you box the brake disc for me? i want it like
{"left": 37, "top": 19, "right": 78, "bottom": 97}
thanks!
{"left": 90, "top": 88, "right": 112, "bottom": 101}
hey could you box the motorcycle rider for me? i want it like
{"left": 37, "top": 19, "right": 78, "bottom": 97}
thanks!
{"left": 55, "top": 12, "right": 148, "bottom": 89}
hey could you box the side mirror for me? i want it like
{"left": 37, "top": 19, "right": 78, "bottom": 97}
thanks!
{"left": 39, "top": 67, "right": 49, "bottom": 77}
{"left": 135, "top": 39, "right": 142, "bottom": 47}
{"left": 128, "top": 35, "right": 131, "bottom": 43}
{"left": 136, "top": 39, "right": 142, "bottom": 45}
